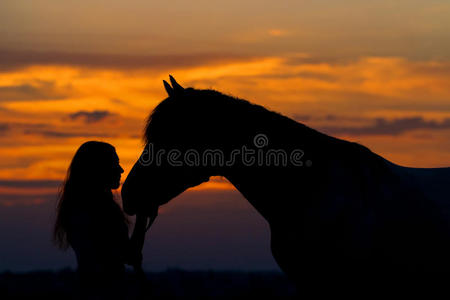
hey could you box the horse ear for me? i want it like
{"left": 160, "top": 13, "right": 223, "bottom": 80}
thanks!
{"left": 163, "top": 80, "right": 174, "bottom": 97}
{"left": 169, "top": 75, "right": 184, "bottom": 93}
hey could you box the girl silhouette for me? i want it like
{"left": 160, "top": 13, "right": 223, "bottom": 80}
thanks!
{"left": 54, "top": 141, "right": 148, "bottom": 299}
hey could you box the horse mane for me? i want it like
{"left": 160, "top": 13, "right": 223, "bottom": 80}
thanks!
{"left": 143, "top": 87, "right": 324, "bottom": 146}
{"left": 141, "top": 86, "right": 384, "bottom": 173}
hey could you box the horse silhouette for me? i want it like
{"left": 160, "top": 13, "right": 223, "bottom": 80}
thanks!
{"left": 122, "top": 76, "right": 450, "bottom": 297}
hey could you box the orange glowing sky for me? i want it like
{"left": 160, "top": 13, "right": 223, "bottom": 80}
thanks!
{"left": 1, "top": 0, "right": 450, "bottom": 203}
{"left": 1, "top": 0, "right": 450, "bottom": 273}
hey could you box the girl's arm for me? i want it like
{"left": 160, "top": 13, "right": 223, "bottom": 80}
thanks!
{"left": 127, "top": 214, "right": 148, "bottom": 268}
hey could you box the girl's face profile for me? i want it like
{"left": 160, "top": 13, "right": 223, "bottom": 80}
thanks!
{"left": 109, "top": 151, "right": 124, "bottom": 189}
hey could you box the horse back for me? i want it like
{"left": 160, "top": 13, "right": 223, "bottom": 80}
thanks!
{"left": 388, "top": 164, "right": 450, "bottom": 221}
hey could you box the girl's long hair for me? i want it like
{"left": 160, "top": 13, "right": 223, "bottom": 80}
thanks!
{"left": 53, "top": 141, "right": 127, "bottom": 249}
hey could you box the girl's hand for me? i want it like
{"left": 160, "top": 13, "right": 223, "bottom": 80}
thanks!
{"left": 126, "top": 214, "right": 148, "bottom": 267}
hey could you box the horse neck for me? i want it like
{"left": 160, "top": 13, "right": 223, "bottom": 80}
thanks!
{"left": 194, "top": 94, "right": 368, "bottom": 224}
{"left": 208, "top": 107, "right": 332, "bottom": 224}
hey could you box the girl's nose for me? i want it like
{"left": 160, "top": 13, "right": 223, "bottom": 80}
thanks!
{"left": 119, "top": 165, "right": 124, "bottom": 173}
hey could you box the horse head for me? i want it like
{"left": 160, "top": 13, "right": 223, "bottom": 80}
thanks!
{"left": 121, "top": 76, "right": 214, "bottom": 220}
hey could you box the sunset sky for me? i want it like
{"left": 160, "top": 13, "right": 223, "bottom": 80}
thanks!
{"left": 1, "top": 0, "right": 450, "bottom": 272}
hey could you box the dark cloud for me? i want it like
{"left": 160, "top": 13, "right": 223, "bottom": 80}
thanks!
{"left": 291, "top": 114, "right": 311, "bottom": 121}
{"left": 284, "top": 55, "right": 356, "bottom": 66}
{"left": 68, "top": 110, "right": 113, "bottom": 123}
{"left": 0, "top": 122, "right": 47, "bottom": 138}
{"left": 324, "top": 114, "right": 338, "bottom": 121}
{"left": 256, "top": 71, "right": 338, "bottom": 82}
{"left": 0, "top": 121, "right": 114, "bottom": 138}
{"left": 0, "top": 80, "right": 69, "bottom": 102}
{"left": 0, "top": 179, "right": 62, "bottom": 189}
{"left": 322, "top": 114, "right": 368, "bottom": 122}
{"left": 0, "top": 122, "right": 46, "bottom": 132}
{"left": 0, "top": 49, "right": 253, "bottom": 71}
{"left": 0, "top": 156, "right": 41, "bottom": 169}
{"left": 321, "top": 116, "right": 450, "bottom": 136}
{"left": 409, "top": 62, "right": 450, "bottom": 77}
{"left": 0, "top": 123, "right": 9, "bottom": 135}
{"left": 0, "top": 180, "right": 60, "bottom": 206}
{"left": 110, "top": 98, "right": 124, "bottom": 104}
{"left": 23, "top": 129, "right": 114, "bottom": 138}
{"left": 292, "top": 114, "right": 365, "bottom": 123}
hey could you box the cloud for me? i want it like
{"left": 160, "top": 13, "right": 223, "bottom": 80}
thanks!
{"left": 0, "top": 179, "right": 62, "bottom": 189}
{"left": 0, "top": 49, "right": 254, "bottom": 72}
{"left": 68, "top": 110, "right": 113, "bottom": 123}
{"left": 0, "top": 80, "right": 69, "bottom": 102}
{"left": 23, "top": 129, "right": 114, "bottom": 138}
{"left": 320, "top": 117, "right": 450, "bottom": 136}
{"left": 292, "top": 114, "right": 367, "bottom": 123}
{"left": 291, "top": 114, "right": 311, "bottom": 121}
{"left": 0, "top": 123, "right": 9, "bottom": 135}
{"left": 257, "top": 71, "right": 338, "bottom": 82}
{"left": 0, "top": 121, "right": 115, "bottom": 138}
{"left": 0, "top": 179, "right": 61, "bottom": 206}
{"left": 0, "top": 122, "right": 48, "bottom": 131}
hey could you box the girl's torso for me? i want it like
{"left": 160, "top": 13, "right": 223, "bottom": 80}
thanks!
{"left": 66, "top": 192, "right": 129, "bottom": 275}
